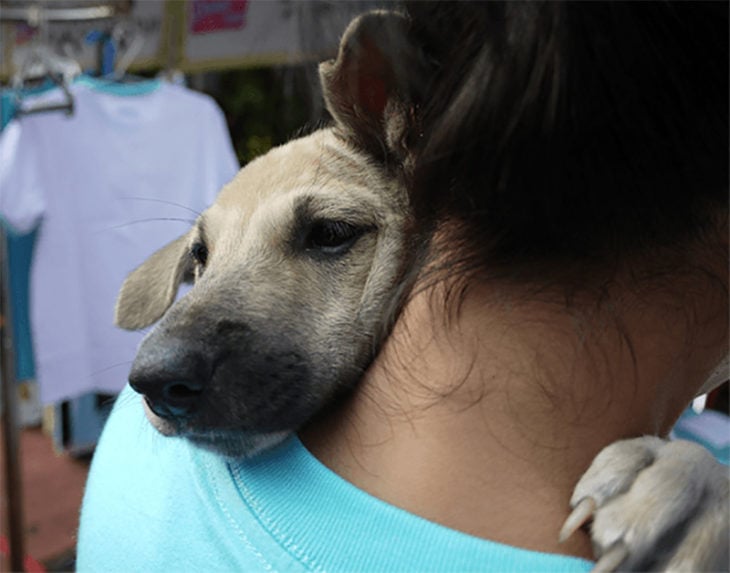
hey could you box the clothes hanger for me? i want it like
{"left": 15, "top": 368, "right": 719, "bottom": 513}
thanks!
{"left": 11, "top": 27, "right": 82, "bottom": 117}
{"left": 111, "top": 19, "right": 145, "bottom": 80}
{"left": 80, "top": 19, "right": 161, "bottom": 96}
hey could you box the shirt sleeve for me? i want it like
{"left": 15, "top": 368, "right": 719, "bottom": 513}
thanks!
{"left": 0, "top": 120, "right": 46, "bottom": 233}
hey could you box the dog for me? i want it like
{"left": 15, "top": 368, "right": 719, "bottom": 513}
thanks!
{"left": 115, "top": 11, "right": 728, "bottom": 572}
{"left": 115, "top": 13, "right": 424, "bottom": 457}
{"left": 116, "top": 125, "right": 417, "bottom": 456}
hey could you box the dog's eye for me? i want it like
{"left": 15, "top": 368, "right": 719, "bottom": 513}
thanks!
{"left": 190, "top": 242, "right": 209, "bottom": 266}
{"left": 305, "top": 221, "right": 366, "bottom": 254}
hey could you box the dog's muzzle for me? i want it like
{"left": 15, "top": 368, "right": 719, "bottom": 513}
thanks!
{"left": 126, "top": 298, "right": 321, "bottom": 456}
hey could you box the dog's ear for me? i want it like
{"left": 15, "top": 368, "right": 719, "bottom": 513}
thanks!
{"left": 115, "top": 234, "right": 193, "bottom": 330}
{"left": 319, "top": 11, "right": 428, "bottom": 160}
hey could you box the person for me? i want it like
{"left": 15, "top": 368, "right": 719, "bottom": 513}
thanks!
{"left": 77, "top": 2, "right": 728, "bottom": 571}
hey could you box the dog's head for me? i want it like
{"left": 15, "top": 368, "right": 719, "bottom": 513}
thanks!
{"left": 116, "top": 11, "right": 429, "bottom": 457}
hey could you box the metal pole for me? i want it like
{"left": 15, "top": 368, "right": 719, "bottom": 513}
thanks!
{"left": 0, "top": 223, "right": 24, "bottom": 573}
{"left": 0, "top": 4, "right": 117, "bottom": 23}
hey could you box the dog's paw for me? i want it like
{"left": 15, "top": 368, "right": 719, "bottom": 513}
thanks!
{"left": 560, "top": 436, "right": 729, "bottom": 572}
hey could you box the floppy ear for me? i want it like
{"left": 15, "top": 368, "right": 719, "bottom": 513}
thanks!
{"left": 319, "top": 10, "right": 428, "bottom": 159}
{"left": 115, "top": 234, "right": 193, "bottom": 330}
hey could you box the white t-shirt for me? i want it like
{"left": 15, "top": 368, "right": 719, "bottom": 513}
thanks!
{"left": 0, "top": 79, "right": 239, "bottom": 403}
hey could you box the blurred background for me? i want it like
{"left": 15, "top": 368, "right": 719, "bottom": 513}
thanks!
{"left": 0, "top": 0, "right": 385, "bottom": 570}
{"left": 0, "top": 1, "right": 727, "bottom": 572}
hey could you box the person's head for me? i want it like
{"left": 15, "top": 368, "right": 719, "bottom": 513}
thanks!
{"left": 395, "top": 0, "right": 727, "bottom": 390}
{"left": 307, "top": 1, "right": 726, "bottom": 430}
{"left": 404, "top": 1, "right": 728, "bottom": 286}
{"left": 322, "top": 1, "right": 729, "bottom": 427}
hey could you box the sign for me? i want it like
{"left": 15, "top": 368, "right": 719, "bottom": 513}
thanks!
{"left": 190, "top": 0, "right": 248, "bottom": 35}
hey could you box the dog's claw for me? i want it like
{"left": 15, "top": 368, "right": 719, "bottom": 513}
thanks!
{"left": 571, "top": 436, "right": 729, "bottom": 572}
{"left": 559, "top": 496, "right": 597, "bottom": 543}
{"left": 591, "top": 541, "right": 629, "bottom": 573}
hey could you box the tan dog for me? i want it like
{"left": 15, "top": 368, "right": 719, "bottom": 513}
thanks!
{"left": 116, "top": 13, "right": 425, "bottom": 457}
{"left": 116, "top": 12, "right": 728, "bottom": 572}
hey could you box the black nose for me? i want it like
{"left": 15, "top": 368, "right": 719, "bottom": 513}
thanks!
{"left": 128, "top": 335, "right": 208, "bottom": 419}
{"left": 137, "top": 379, "right": 204, "bottom": 418}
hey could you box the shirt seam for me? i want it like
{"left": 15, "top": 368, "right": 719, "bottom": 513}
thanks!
{"left": 230, "top": 461, "right": 327, "bottom": 573}
{"left": 204, "top": 455, "right": 278, "bottom": 572}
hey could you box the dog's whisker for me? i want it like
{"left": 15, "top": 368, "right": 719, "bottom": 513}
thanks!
{"left": 98, "top": 218, "right": 197, "bottom": 233}
{"left": 96, "top": 395, "right": 120, "bottom": 408}
{"left": 90, "top": 361, "right": 134, "bottom": 378}
{"left": 119, "top": 196, "right": 204, "bottom": 218}
{"left": 111, "top": 392, "right": 141, "bottom": 412}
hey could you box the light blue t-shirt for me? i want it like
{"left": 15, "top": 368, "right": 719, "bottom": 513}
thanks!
{"left": 77, "top": 386, "right": 594, "bottom": 572}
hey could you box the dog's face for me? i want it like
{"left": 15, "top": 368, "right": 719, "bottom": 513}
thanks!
{"left": 120, "top": 130, "right": 411, "bottom": 455}
{"left": 116, "top": 12, "right": 429, "bottom": 456}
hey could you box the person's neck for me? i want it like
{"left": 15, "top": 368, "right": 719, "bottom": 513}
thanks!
{"left": 301, "top": 271, "right": 727, "bottom": 560}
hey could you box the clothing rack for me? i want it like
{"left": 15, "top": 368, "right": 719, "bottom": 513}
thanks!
{"left": 0, "top": 2, "right": 123, "bottom": 24}
{"left": 0, "top": 231, "right": 23, "bottom": 573}
{"left": 0, "top": 3, "right": 131, "bottom": 569}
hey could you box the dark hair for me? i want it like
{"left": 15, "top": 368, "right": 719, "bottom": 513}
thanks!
{"left": 404, "top": 1, "right": 728, "bottom": 280}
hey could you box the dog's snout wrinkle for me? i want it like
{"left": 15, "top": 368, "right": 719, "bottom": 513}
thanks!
{"left": 215, "top": 319, "right": 250, "bottom": 338}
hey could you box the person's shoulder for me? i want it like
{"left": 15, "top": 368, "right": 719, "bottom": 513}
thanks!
{"left": 79, "top": 387, "right": 312, "bottom": 572}
{"left": 82, "top": 385, "right": 191, "bottom": 498}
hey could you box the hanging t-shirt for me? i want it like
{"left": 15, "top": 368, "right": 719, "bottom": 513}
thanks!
{"left": 0, "top": 79, "right": 239, "bottom": 403}
{"left": 77, "top": 385, "right": 595, "bottom": 572}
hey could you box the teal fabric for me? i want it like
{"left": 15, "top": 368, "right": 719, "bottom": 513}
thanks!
{"left": 672, "top": 408, "right": 730, "bottom": 465}
{"left": 75, "top": 74, "right": 161, "bottom": 97}
{"left": 78, "top": 386, "right": 594, "bottom": 573}
{"left": 1, "top": 90, "right": 38, "bottom": 381}
{"left": 4, "top": 225, "right": 36, "bottom": 381}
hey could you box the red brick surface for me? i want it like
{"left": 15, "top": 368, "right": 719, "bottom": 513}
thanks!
{"left": 1, "top": 428, "right": 89, "bottom": 568}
